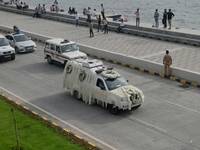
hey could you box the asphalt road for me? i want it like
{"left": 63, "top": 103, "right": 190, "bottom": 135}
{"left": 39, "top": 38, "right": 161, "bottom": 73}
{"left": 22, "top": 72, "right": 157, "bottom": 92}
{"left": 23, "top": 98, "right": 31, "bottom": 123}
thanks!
{"left": 1, "top": 37, "right": 200, "bottom": 150}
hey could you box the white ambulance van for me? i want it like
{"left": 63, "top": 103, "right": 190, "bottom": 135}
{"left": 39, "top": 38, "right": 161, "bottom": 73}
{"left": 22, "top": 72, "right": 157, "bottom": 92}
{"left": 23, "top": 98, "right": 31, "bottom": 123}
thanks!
{"left": 44, "top": 38, "right": 87, "bottom": 65}
{"left": 63, "top": 59, "right": 144, "bottom": 114}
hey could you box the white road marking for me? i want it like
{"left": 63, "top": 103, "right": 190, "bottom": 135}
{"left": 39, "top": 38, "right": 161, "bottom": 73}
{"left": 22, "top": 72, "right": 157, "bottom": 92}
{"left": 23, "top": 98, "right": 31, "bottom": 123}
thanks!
{"left": 0, "top": 86, "right": 118, "bottom": 150}
{"left": 166, "top": 100, "right": 200, "bottom": 114}
{"left": 140, "top": 47, "right": 183, "bottom": 59}
{"left": 22, "top": 70, "right": 42, "bottom": 80}
{"left": 30, "top": 54, "right": 40, "bottom": 58}
{"left": 128, "top": 116, "right": 167, "bottom": 133}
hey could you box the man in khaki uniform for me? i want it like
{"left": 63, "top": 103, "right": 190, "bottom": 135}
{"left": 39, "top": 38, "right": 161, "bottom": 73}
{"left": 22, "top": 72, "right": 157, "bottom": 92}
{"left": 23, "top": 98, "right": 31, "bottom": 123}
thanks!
{"left": 163, "top": 50, "right": 172, "bottom": 76}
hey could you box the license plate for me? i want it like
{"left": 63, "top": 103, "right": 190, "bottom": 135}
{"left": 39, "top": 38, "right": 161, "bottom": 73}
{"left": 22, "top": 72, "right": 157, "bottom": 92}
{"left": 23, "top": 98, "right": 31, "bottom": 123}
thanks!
{"left": 5, "top": 55, "right": 11, "bottom": 58}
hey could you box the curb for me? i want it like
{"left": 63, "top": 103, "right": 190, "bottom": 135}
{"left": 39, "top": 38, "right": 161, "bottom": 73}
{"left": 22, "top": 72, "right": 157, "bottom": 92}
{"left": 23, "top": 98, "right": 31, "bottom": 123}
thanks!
{"left": 87, "top": 54, "right": 200, "bottom": 88}
{"left": 0, "top": 93, "right": 102, "bottom": 150}
{"left": 0, "top": 28, "right": 199, "bottom": 89}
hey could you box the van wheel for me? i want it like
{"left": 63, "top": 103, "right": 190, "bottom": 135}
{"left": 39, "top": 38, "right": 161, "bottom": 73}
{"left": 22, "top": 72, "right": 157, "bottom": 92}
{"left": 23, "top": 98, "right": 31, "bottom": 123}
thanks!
{"left": 47, "top": 56, "right": 53, "bottom": 64}
{"left": 15, "top": 47, "right": 19, "bottom": 54}
{"left": 74, "top": 91, "right": 81, "bottom": 100}
{"left": 109, "top": 104, "right": 119, "bottom": 115}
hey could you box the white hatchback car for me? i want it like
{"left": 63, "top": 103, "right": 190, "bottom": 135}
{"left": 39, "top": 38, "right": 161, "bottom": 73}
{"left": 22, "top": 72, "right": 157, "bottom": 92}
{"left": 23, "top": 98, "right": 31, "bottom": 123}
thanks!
{"left": 5, "top": 33, "right": 37, "bottom": 53}
{"left": 44, "top": 38, "right": 87, "bottom": 65}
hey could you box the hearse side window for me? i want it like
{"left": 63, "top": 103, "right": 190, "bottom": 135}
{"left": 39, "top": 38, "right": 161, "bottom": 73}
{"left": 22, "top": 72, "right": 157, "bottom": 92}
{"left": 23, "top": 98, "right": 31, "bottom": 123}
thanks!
{"left": 96, "top": 79, "right": 105, "bottom": 89}
{"left": 50, "top": 44, "right": 55, "bottom": 50}
{"left": 45, "top": 42, "right": 50, "bottom": 49}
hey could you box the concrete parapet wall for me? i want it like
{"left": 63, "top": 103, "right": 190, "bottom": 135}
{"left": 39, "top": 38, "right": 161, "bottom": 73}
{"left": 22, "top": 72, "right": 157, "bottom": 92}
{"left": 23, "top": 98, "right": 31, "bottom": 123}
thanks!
{"left": 0, "top": 25, "right": 200, "bottom": 87}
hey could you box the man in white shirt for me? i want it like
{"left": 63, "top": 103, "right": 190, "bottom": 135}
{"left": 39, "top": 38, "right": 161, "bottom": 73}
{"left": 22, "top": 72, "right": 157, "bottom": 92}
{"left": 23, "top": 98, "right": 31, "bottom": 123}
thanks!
{"left": 117, "top": 19, "right": 125, "bottom": 33}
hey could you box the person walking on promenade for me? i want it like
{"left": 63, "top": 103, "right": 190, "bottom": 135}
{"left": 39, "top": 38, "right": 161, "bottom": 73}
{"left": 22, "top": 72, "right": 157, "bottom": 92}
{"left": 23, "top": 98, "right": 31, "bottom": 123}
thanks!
{"left": 135, "top": 8, "right": 140, "bottom": 27}
{"left": 103, "top": 17, "right": 109, "bottom": 34}
{"left": 101, "top": 4, "right": 105, "bottom": 19}
{"left": 163, "top": 9, "right": 167, "bottom": 28}
{"left": 75, "top": 12, "right": 80, "bottom": 27}
{"left": 88, "top": 20, "right": 94, "bottom": 38}
{"left": 154, "top": 9, "right": 159, "bottom": 27}
{"left": 96, "top": 15, "right": 102, "bottom": 32}
{"left": 163, "top": 50, "right": 172, "bottom": 76}
{"left": 167, "top": 9, "right": 175, "bottom": 29}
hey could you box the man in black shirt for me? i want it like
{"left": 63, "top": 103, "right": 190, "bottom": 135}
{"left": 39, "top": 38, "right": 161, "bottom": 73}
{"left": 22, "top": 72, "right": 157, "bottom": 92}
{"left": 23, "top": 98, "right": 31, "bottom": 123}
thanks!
{"left": 167, "top": 9, "right": 175, "bottom": 29}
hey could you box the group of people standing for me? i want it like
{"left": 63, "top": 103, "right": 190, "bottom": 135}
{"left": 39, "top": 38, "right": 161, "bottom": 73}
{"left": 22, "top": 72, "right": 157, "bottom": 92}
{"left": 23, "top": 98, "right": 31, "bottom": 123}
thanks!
{"left": 135, "top": 8, "right": 175, "bottom": 29}
{"left": 33, "top": 4, "right": 46, "bottom": 18}
{"left": 153, "top": 8, "right": 175, "bottom": 29}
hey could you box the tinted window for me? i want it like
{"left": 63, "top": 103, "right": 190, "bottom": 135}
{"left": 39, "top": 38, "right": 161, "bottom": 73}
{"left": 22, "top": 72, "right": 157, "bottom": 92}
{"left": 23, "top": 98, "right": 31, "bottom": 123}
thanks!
{"left": 50, "top": 44, "right": 55, "bottom": 50}
{"left": 14, "top": 34, "right": 29, "bottom": 42}
{"left": 0, "top": 37, "right": 9, "bottom": 46}
{"left": 45, "top": 42, "right": 50, "bottom": 49}
{"left": 105, "top": 76, "right": 128, "bottom": 91}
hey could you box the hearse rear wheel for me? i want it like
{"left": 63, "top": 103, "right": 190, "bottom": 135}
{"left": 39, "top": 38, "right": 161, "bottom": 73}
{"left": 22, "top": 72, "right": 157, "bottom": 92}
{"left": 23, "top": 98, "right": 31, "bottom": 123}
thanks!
{"left": 74, "top": 90, "right": 81, "bottom": 100}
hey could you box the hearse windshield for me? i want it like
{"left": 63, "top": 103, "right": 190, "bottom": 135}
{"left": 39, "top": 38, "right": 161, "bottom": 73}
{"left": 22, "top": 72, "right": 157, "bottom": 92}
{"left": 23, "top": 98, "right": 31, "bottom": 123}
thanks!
{"left": 105, "top": 76, "right": 128, "bottom": 91}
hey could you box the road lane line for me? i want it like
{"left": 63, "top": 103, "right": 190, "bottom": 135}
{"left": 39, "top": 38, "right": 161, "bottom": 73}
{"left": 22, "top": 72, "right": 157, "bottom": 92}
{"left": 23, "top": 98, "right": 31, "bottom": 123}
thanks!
{"left": 22, "top": 70, "right": 42, "bottom": 80}
{"left": 166, "top": 100, "right": 200, "bottom": 114}
{"left": 0, "top": 86, "right": 117, "bottom": 150}
{"left": 140, "top": 47, "right": 183, "bottom": 59}
{"left": 30, "top": 54, "right": 40, "bottom": 58}
{"left": 128, "top": 116, "right": 167, "bottom": 133}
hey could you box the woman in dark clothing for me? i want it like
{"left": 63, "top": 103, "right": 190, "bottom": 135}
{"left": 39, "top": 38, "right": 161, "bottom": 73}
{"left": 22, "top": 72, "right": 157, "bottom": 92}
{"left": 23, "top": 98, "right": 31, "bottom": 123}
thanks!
{"left": 163, "top": 9, "right": 167, "bottom": 28}
{"left": 96, "top": 15, "right": 103, "bottom": 32}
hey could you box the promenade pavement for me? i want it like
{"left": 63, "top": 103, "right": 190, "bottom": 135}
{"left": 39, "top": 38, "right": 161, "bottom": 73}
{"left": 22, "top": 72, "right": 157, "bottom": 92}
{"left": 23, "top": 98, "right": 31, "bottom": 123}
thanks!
{"left": 1, "top": 10, "right": 200, "bottom": 73}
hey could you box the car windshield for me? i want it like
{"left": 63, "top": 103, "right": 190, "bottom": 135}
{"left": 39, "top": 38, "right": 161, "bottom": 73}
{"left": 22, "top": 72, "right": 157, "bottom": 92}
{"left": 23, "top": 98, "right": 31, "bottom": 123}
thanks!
{"left": 14, "top": 34, "right": 29, "bottom": 42}
{"left": 0, "top": 38, "right": 9, "bottom": 46}
{"left": 61, "top": 43, "right": 78, "bottom": 53}
{"left": 105, "top": 76, "right": 128, "bottom": 91}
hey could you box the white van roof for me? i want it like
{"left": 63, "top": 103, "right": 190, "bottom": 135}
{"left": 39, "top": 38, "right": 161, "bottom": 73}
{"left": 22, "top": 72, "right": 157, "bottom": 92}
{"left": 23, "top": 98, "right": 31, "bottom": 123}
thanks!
{"left": 45, "top": 38, "right": 76, "bottom": 45}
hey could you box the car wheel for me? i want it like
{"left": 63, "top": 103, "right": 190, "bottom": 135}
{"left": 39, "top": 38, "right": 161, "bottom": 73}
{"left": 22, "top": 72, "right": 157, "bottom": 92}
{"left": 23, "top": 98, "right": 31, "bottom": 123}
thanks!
{"left": 15, "top": 47, "right": 19, "bottom": 54}
{"left": 74, "top": 90, "right": 81, "bottom": 100}
{"left": 47, "top": 55, "right": 53, "bottom": 64}
{"left": 109, "top": 104, "right": 119, "bottom": 115}
{"left": 11, "top": 56, "right": 15, "bottom": 60}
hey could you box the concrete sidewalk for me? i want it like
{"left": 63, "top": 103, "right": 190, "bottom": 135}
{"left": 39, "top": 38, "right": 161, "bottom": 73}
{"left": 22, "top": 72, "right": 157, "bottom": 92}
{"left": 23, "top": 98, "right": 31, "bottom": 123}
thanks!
{"left": 0, "top": 10, "right": 200, "bottom": 74}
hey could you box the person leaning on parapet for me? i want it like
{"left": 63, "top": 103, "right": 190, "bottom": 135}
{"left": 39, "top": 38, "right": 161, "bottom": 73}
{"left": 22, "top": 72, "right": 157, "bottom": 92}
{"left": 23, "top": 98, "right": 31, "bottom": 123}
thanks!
{"left": 154, "top": 9, "right": 159, "bottom": 27}
{"left": 135, "top": 8, "right": 140, "bottom": 27}
{"left": 167, "top": 9, "right": 175, "bottom": 30}
{"left": 83, "top": 8, "right": 87, "bottom": 15}
{"left": 87, "top": 7, "right": 92, "bottom": 20}
{"left": 88, "top": 20, "right": 94, "bottom": 38}
{"left": 117, "top": 19, "right": 125, "bottom": 33}
{"left": 163, "top": 9, "right": 167, "bottom": 28}
{"left": 163, "top": 50, "right": 172, "bottom": 76}
{"left": 96, "top": 15, "right": 103, "bottom": 32}
{"left": 33, "top": 6, "right": 38, "bottom": 17}
{"left": 22, "top": 2, "right": 29, "bottom": 10}
{"left": 101, "top": 3, "right": 105, "bottom": 19}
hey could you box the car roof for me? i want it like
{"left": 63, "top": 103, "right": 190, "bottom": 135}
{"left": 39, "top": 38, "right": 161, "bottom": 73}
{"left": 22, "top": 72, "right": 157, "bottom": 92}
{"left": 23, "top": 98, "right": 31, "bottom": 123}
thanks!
{"left": 6, "top": 33, "right": 25, "bottom": 37}
{"left": 45, "top": 38, "right": 76, "bottom": 45}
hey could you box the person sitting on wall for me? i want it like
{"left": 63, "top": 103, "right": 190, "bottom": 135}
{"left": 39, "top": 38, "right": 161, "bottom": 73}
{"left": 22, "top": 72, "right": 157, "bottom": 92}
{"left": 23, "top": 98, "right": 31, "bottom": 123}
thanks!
{"left": 71, "top": 7, "right": 75, "bottom": 14}
{"left": 50, "top": 5, "right": 54, "bottom": 11}
{"left": 117, "top": 19, "right": 125, "bottom": 33}
{"left": 41, "top": 4, "right": 46, "bottom": 14}
{"left": 13, "top": 26, "right": 21, "bottom": 34}
{"left": 22, "top": 2, "right": 29, "bottom": 10}
{"left": 68, "top": 7, "right": 72, "bottom": 14}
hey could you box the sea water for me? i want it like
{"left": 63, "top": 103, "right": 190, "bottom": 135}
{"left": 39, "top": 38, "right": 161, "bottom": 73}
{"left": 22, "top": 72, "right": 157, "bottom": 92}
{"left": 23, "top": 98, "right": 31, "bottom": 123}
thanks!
{"left": 25, "top": 0, "right": 200, "bottom": 30}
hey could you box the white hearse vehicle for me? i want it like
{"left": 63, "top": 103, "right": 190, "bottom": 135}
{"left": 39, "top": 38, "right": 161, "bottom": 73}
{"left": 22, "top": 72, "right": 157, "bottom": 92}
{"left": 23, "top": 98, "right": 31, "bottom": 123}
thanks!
{"left": 63, "top": 59, "right": 144, "bottom": 114}
{"left": 44, "top": 38, "right": 87, "bottom": 65}
{"left": 0, "top": 34, "right": 15, "bottom": 61}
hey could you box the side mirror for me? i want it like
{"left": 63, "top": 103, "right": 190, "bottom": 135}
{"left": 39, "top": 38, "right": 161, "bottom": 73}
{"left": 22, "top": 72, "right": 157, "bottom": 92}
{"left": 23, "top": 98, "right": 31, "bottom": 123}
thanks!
{"left": 101, "top": 86, "right": 105, "bottom": 90}
{"left": 127, "top": 80, "right": 129, "bottom": 82}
